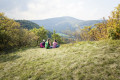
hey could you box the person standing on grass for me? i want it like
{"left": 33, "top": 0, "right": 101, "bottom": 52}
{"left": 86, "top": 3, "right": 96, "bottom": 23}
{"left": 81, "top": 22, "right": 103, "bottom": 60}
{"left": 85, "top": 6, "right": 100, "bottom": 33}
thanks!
{"left": 53, "top": 40, "right": 59, "bottom": 48}
{"left": 45, "top": 38, "right": 51, "bottom": 49}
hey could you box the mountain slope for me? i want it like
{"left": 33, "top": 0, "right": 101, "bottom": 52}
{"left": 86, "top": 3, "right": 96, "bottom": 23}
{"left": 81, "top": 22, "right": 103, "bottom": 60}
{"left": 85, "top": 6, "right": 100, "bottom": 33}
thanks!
{"left": 31, "top": 17, "right": 103, "bottom": 33}
{"left": 31, "top": 16, "right": 83, "bottom": 33}
{"left": 0, "top": 40, "right": 120, "bottom": 80}
{"left": 15, "top": 20, "right": 40, "bottom": 30}
{"left": 79, "top": 20, "right": 103, "bottom": 28}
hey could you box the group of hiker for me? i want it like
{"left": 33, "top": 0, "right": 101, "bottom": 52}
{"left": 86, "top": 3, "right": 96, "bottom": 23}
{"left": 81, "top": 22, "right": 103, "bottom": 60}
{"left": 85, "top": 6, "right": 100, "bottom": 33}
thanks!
{"left": 40, "top": 38, "right": 59, "bottom": 49}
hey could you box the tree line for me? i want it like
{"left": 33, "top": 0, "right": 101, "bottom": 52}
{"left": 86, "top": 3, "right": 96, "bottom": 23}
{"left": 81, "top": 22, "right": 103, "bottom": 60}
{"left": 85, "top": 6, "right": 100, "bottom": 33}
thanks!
{"left": 15, "top": 20, "right": 40, "bottom": 30}
{"left": 73, "top": 4, "right": 120, "bottom": 41}
{"left": 0, "top": 13, "right": 62, "bottom": 52}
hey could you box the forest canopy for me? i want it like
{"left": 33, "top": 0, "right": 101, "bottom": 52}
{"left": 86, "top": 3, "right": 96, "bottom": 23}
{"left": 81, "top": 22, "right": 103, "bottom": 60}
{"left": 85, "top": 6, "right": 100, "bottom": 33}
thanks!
{"left": 0, "top": 13, "right": 62, "bottom": 52}
{"left": 15, "top": 20, "right": 40, "bottom": 30}
{"left": 73, "top": 4, "right": 120, "bottom": 41}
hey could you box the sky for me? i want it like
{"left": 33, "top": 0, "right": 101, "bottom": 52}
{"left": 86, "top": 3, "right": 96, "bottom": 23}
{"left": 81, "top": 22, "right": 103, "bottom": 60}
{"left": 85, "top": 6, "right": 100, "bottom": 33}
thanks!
{"left": 0, "top": 0, "right": 120, "bottom": 20}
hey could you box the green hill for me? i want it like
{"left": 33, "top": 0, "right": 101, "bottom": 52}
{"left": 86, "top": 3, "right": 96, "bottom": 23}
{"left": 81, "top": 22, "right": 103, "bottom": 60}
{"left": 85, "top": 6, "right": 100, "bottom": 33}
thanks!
{"left": 0, "top": 40, "right": 120, "bottom": 80}
{"left": 31, "top": 16, "right": 102, "bottom": 33}
{"left": 15, "top": 20, "right": 40, "bottom": 30}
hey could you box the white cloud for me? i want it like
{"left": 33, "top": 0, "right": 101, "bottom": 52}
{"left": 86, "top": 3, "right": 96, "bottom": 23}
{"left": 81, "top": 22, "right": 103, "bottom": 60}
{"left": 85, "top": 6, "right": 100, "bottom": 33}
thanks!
{"left": 0, "top": 0, "right": 120, "bottom": 20}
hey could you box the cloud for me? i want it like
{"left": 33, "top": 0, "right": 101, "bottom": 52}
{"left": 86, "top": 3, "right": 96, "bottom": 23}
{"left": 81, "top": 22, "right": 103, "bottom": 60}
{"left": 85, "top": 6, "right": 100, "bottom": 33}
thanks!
{"left": 0, "top": 0, "right": 120, "bottom": 20}
{"left": 0, "top": 0, "right": 30, "bottom": 11}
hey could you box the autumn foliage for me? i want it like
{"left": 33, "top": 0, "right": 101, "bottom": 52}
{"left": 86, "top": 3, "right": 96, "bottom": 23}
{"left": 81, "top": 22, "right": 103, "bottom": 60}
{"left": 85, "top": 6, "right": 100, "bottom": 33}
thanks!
{"left": 77, "top": 4, "right": 120, "bottom": 41}
{"left": 0, "top": 13, "right": 48, "bottom": 51}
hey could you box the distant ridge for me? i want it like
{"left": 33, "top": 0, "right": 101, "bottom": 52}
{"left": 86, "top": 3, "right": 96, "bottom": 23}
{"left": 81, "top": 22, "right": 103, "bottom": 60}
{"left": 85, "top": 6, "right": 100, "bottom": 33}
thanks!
{"left": 15, "top": 20, "right": 40, "bottom": 29}
{"left": 31, "top": 16, "right": 103, "bottom": 33}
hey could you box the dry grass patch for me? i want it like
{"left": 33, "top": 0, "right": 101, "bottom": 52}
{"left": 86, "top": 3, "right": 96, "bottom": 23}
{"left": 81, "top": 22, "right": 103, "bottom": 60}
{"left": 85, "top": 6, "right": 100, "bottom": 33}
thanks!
{"left": 0, "top": 40, "right": 120, "bottom": 80}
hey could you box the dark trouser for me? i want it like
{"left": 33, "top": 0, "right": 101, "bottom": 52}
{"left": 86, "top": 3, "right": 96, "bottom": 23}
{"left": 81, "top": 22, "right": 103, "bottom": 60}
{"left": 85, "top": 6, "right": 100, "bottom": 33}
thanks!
{"left": 56, "top": 45, "right": 60, "bottom": 48}
{"left": 50, "top": 46, "right": 53, "bottom": 48}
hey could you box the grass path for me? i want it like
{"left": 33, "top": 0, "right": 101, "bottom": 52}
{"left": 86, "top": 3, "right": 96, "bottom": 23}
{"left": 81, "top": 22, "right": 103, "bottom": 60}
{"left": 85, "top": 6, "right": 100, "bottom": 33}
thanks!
{"left": 0, "top": 40, "right": 120, "bottom": 80}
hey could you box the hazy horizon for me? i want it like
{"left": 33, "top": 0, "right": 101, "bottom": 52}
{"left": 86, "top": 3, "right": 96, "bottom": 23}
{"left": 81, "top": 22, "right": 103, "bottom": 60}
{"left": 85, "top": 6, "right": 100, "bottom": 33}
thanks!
{"left": 0, "top": 0, "right": 120, "bottom": 20}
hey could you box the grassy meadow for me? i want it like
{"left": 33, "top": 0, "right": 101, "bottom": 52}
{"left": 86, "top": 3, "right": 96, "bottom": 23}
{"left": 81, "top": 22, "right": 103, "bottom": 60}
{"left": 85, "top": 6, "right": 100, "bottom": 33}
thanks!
{"left": 0, "top": 40, "right": 120, "bottom": 80}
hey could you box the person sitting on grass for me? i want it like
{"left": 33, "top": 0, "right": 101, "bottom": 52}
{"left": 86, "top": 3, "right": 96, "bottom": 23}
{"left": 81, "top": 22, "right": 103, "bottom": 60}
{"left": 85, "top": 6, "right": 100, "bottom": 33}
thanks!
{"left": 45, "top": 38, "right": 51, "bottom": 49}
{"left": 53, "top": 40, "right": 60, "bottom": 48}
{"left": 40, "top": 39, "right": 45, "bottom": 48}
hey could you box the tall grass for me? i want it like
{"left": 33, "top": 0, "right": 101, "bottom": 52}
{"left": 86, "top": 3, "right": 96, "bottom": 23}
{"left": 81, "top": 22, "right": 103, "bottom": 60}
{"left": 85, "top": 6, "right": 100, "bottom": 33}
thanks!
{"left": 0, "top": 40, "right": 120, "bottom": 80}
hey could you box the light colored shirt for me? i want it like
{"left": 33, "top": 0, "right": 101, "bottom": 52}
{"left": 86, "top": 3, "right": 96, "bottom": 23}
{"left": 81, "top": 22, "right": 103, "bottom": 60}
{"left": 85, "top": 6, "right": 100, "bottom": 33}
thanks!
{"left": 53, "top": 42, "right": 58, "bottom": 48}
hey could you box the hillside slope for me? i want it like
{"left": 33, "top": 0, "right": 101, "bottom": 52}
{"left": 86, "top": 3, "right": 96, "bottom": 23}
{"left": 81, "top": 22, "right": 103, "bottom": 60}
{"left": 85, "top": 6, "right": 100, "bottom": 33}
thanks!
{"left": 15, "top": 20, "right": 40, "bottom": 29}
{"left": 31, "top": 17, "right": 102, "bottom": 33}
{"left": 0, "top": 40, "right": 120, "bottom": 80}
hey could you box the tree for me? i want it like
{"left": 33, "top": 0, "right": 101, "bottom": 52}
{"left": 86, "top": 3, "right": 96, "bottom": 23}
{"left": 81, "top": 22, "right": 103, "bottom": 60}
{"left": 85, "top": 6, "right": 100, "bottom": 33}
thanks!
{"left": 0, "top": 13, "right": 38, "bottom": 51}
{"left": 15, "top": 20, "right": 40, "bottom": 30}
{"left": 107, "top": 4, "right": 120, "bottom": 39}
{"left": 31, "top": 26, "right": 48, "bottom": 45}
{"left": 0, "top": 13, "right": 20, "bottom": 50}
{"left": 52, "top": 30, "right": 62, "bottom": 43}
{"left": 80, "top": 4, "right": 120, "bottom": 41}
{"left": 18, "top": 29, "right": 38, "bottom": 47}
